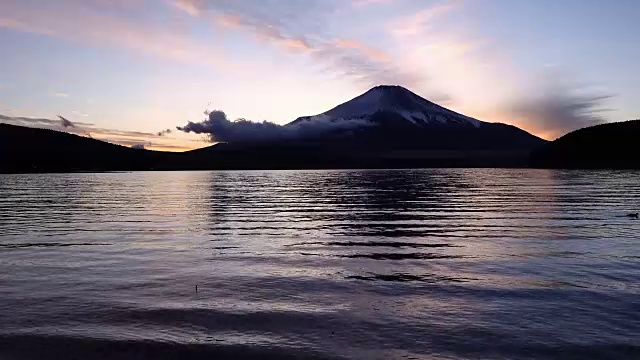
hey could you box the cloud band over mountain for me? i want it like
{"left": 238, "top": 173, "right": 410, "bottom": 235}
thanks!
{"left": 177, "top": 110, "right": 375, "bottom": 143}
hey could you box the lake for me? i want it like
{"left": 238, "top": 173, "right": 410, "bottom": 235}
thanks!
{"left": 0, "top": 169, "right": 639, "bottom": 360}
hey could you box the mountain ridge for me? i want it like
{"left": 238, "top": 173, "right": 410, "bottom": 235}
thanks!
{"left": 531, "top": 119, "right": 640, "bottom": 169}
{"left": 0, "top": 123, "right": 169, "bottom": 172}
{"left": 288, "top": 85, "right": 483, "bottom": 129}
{"left": 1, "top": 85, "right": 552, "bottom": 172}
{"left": 270, "top": 85, "right": 546, "bottom": 152}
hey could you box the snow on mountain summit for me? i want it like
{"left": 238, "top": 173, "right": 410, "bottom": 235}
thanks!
{"left": 288, "top": 85, "right": 483, "bottom": 128}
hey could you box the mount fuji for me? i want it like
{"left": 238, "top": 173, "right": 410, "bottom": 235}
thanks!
{"left": 178, "top": 85, "right": 547, "bottom": 169}
{"left": 282, "top": 85, "right": 545, "bottom": 151}
{"left": 0, "top": 85, "right": 549, "bottom": 173}
{"left": 289, "top": 85, "right": 482, "bottom": 129}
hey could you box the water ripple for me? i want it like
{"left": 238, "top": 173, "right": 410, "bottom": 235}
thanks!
{"left": 1, "top": 169, "right": 639, "bottom": 359}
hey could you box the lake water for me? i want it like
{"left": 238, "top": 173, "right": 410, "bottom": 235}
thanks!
{"left": 0, "top": 169, "right": 639, "bottom": 360}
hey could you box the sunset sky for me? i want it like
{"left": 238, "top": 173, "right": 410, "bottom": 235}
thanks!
{"left": 1, "top": 0, "right": 639, "bottom": 151}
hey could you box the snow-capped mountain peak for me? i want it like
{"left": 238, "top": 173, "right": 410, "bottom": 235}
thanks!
{"left": 288, "top": 85, "right": 483, "bottom": 128}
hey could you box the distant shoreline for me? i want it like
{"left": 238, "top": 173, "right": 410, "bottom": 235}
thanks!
{"left": 3, "top": 119, "right": 640, "bottom": 173}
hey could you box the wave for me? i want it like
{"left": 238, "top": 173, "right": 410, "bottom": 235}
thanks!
{"left": 0, "top": 334, "right": 341, "bottom": 360}
{"left": 345, "top": 272, "right": 474, "bottom": 283}
{"left": 286, "top": 241, "right": 456, "bottom": 248}
{"left": 0, "top": 242, "right": 111, "bottom": 249}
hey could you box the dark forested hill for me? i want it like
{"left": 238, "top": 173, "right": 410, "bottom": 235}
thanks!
{"left": 0, "top": 121, "right": 547, "bottom": 173}
{"left": 530, "top": 120, "right": 640, "bottom": 169}
{"left": 0, "top": 124, "right": 170, "bottom": 172}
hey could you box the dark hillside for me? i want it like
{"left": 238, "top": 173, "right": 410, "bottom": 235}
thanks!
{"left": 531, "top": 120, "right": 640, "bottom": 169}
{"left": 0, "top": 124, "right": 168, "bottom": 172}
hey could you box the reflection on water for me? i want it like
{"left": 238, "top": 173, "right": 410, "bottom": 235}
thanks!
{"left": 0, "top": 169, "right": 640, "bottom": 360}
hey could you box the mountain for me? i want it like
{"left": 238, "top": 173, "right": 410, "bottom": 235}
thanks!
{"left": 290, "top": 85, "right": 482, "bottom": 128}
{"left": 531, "top": 119, "right": 640, "bottom": 169}
{"left": 1, "top": 85, "right": 550, "bottom": 172}
{"left": 182, "top": 86, "right": 547, "bottom": 169}
{"left": 286, "top": 85, "right": 545, "bottom": 151}
{"left": 0, "top": 124, "right": 172, "bottom": 172}
{"left": 200, "top": 85, "right": 546, "bottom": 166}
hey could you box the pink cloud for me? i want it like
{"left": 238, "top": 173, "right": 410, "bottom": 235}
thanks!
{"left": 0, "top": 1, "right": 228, "bottom": 69}
{"left": 352, "top": 0, "right": 392, "bottom": 8}
{"left": 386, "top": 1, "right": 460, "bottom": 37}
{"left": 210, "top": 12, "right": 313, "bottom": 52}
{"left": 1, "top": 113, "right": 202, "bottom": 151}
{"left": 332, "top": 39, "right": 391, "bottom": 62}
{"left": 381, "top": 1, "right": 612, "bottom": 137}
{"left": 214, "top": 13, "right": 243, "bottom": 28}
{"left": 280, "top": 38, "right": 314, "bottom": 52}
{"left": 171, "top": 0, "right": 413, "bottom": 86}
{"left": 172, "top": 0, "right": 204, "bottom": 16}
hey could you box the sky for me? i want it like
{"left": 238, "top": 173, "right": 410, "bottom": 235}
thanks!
{"left": 0, "top": 0, "right": 639, "bottom": 151}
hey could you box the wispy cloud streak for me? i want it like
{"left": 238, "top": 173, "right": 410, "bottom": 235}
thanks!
{"left": 172, "top": 0, "right": 432, "bottom": 90}
{"left": 381, "top": 0, "right": 613, "bottom": 137}
{"left": 0, "top": 114, "right": 197, "bottom": 151}
{"left": 504, "top": 78, "right": 612, "bottom": 139}
{"left": 0, "top": 1, "right": 228, "bottom": 68}
{"left": 352, "top": 0, "right": 392, "bottom": 8}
